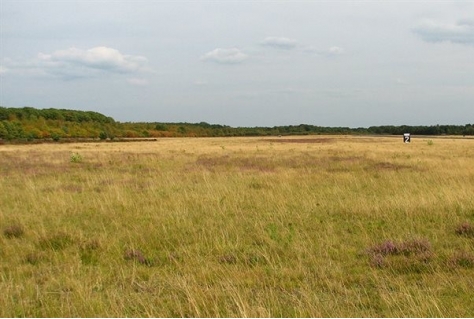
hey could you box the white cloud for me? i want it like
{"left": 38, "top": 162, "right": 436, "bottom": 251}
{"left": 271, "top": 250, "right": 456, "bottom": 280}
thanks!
{"left": 201, "top": 48, "right": 248, "bottom": 64}
{"left": 0, "top": 65, "right": 7, "bottom": 75}
{"left": 261, "top": 37, "right": 298, "bottom": 49}
{"left": 327, "top": 46, "right": 344, "bottom": 55}
{"left": 303, "top": 45, "right": 345, "bottom": 56}
{"left": 39, "top": 46, "right": 149, "bottom": 73}
{"left": 3, "top": 46, "right": 150, "bottom": 80}
{"left": 413, "top": 19, "right": 474, "bottom": 45}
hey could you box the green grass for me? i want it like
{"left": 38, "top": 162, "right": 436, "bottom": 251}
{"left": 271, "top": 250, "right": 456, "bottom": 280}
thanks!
{"left": 1, "top": 136, "right": 474, "bottom": 317}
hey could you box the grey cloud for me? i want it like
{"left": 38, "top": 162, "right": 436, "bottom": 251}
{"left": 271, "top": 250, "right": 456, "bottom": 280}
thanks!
{"left": 261, "top": 37, "right": 298, "bottom": 49}
{"left": 201, "top": 48, "right": 248, "bottom": 64}
{"left": 413, "top": 19, "right": 474, "bottom": 45}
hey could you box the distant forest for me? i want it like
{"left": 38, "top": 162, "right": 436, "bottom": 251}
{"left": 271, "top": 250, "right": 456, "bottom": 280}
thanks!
{"left": 1, "top": 106, "right": 474, "bottom": 142}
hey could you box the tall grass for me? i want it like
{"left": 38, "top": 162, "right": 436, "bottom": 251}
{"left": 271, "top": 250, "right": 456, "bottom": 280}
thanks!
{"left": 1, "top": 136, "right": 474, "bottom": 317}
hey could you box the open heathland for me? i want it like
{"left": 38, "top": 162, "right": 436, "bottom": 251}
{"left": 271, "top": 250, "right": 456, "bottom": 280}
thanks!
{"left": 1, "top": 135, "right": 474, "bottom": 317}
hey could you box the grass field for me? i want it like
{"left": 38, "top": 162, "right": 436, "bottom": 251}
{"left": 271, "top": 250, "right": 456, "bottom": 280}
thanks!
{"left": 1, "top": 135, "right": 474, "bottom": 317}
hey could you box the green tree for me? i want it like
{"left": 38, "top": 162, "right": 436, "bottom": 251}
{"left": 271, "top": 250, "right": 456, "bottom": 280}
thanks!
{"left": 155, "top": 123, "right": 168, "bottom": 131}
{"left": 0, "top": 121, "right": 8, "bottom": 138}
{"left": 99, "top": 131, "right": 108, "bottom": 140}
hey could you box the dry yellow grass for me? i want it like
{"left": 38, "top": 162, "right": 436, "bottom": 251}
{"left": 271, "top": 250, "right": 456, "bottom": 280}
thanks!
{"left": 1, "top": 135, "right": 474, "bottom": 317}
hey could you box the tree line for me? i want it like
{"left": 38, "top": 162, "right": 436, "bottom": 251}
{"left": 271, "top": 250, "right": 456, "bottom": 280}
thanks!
{"left": 1, "top": 106, "right": 473, "bottom": 142}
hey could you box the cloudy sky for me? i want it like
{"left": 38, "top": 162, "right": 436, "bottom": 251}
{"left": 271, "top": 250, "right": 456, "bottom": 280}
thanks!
{"left": 1, "top": 1, "right": 474, "bottom": 127}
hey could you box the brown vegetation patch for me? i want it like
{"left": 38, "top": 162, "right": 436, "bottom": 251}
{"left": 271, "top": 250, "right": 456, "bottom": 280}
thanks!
{"left": 0, "top": 151, "right": 72, "bottom": 177}
{"left": 195, "top": 155, "right": 276, "bottom": 172}
{"left": 264, "top": 138, "right": 335, "bottom": 144}
{"left": 324, "top": 156, "right": 365, "bottom": 173}
{"left": 366, "top": 161, "right": 413, "bottom": 171}
{"left": 326, "top": 167, "right": 353, "bottom": 173}
{"left": 62, "top": 184, "right": 84, "bottom": 193}
{"left": 329, "top": 156, "right": 363, "bottom": 163}
{"left": 195, "top": 152, "right": 348, "bottom": 172}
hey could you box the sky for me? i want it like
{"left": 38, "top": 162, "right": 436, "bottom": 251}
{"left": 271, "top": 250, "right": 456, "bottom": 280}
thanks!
{"left": 1, "top": 1, "right": 474, "bottom": 127}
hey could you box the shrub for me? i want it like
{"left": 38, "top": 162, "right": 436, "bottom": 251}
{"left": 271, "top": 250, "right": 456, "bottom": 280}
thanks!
{"left": 51, "top": 134, "right": 60, "bottom": 142}
{"left": 367, "top": 240, "right": 398, "bottom": 255}
{"left": 99, "top": 131, "right": 107, "bottom": 140}
{"left": 455, "top": 222, "right": 474, "bottom": 237}
{"left": 25, "top": 252, "right": 45, "bottom": 265}
{"left": 3, "top": 224, "right": 24, "bottom": 238}
{"left": 70, "top": 152, "right": 83, "bottom": 163}
{"left": 367, "top": 238, "right": 433, "bottom": 271}
{"left": 368, "top": 238, "right": 431, "bottom": 256}
{"left": 218, "top": 254, "right": 238, "bottom": 265}
{"left": 124, "top": 249, "right": 153, "bottom": 266}
{"left": 398, "top": 238, "right": 432, "bottom": 255}
{"left": 448, "top": 251, "right": 474, "bottom": 268}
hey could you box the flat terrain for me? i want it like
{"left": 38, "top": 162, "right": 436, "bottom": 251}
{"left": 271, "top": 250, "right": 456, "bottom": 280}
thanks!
{"left": 1, "top": 135, "right": 474, "bottom": 317}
